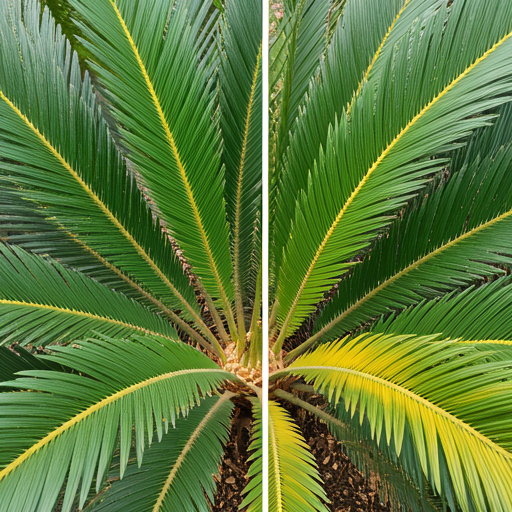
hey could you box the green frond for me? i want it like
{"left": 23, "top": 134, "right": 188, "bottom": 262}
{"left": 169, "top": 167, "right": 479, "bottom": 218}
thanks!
{"left": 70, "top": 0, "right": 236, "bottom": 331}
{"left": 0, "top": 346, "right": 65, "bottom": 390}
{"left": 372, "top": 276, "right": 512, "bottom": 348}
{"left": 295, "top": 114, "right": 512, "bottom": 355}
{"left": 270, "top": 0, "right": 330, "bottom": 181}
{"left": 273, "top": 389, "right": 443, "bottom": 512}
{"left": 84, "top": 394, "right": 234, "bottom": 512}
{"left": 272, "top": 0, "right": 441, "bottom": 287}
{"left": 277, "top": 333, "right": 512, "bottom": 512}
{"left": 0, "top": 0, "right": 200, "bottom": 325}
{"left": 240, "top": 399, "right": 263, "bottom": 512}
{"left": 269, "top": 400, "right": 329, "bottom": 512}
{"left": 274, "top": 1, "right": 512, "bottom": 350}
{"left": 0, "top": 244, "right": 177, "bottom": 346}
{"left": 327, "top": 404, "right": 445, "bottom": 512}
{"left": 0, "top": 335, "right": 233, "bottom": 512}
{"left": 220, "top": 0, "right": 262, "bottom": 340}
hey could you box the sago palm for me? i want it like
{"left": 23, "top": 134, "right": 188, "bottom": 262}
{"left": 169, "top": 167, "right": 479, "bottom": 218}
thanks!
{"left": 268, "top": 1, "right": 512, "bottom": 511}
{"left": 0, "top": 0, "right": 262, "bottom": 510}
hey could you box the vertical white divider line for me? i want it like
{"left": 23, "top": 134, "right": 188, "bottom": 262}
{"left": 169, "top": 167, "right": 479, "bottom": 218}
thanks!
{"left": 262, "top": 0, "right": 269, "bottom": 510}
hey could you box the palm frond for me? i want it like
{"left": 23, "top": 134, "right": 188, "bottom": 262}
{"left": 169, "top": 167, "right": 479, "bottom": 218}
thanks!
{"left": 269, "top": 400, "right": 329, "bottom": 512}
{"left": 276, "top": 333, "right": 512, "bottom": 512}
{"left": 0, "top": 244, "right": 178, "bottom": 346}
{"left": 0, "top": 0, "right": 202, "bottom": 331}
{"left": 292, "top": 114, "right": 512, "bottom": 356}
{"left": 274, "top": 1, "right": 512, "bottom": 350}
{"left": 272, "top": 0, "right": 442, "bottom": 286}
{"left": 220, "top": 0, "right": 262, "bottom": 342}
{"left": 273, "top": 389, "right": 443, "bottom": 512}
{"left": 0, "top": 334, "right": 233, "bottom": 512}
{"left": 373, "top": 276, "right": 512, "bottom": 346}
{"left": 271, "top": 0, "right": 331, "bottom": 182}
{"left": 84, "top": 394, "right": 234, "bottom": 512}
{"left": 240, "top": 399, "right": 263, "bottom": 512}
{"left": 70, "top": 0, "right": 237, "bottom": 335}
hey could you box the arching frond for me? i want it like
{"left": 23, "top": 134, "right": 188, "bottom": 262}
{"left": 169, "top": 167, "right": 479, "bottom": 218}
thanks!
{"left": 84, "top": 394, "right": 234, "bottom": 512}
{"left": 373, "top": 276, "right": 512, "bottom": 345}
{"left": 292, "top": 120, "right": 512, "bottom": 356}
{"left": 277, "top": 333, "right": 512, "bottom": 512}
{"left": 0, "top": 335, "right": 233, "bottom": 512}
{"left": 274, "top": 1, "right": 512, "bottom": 349}
{"left": 272, "top": 0, "right": 440, "bottom": 283}
{"left": 0, "top": 244, "right": 178, "bottom": 346}
{"left": 0, "top": 0, "right": 200, "bottom": 327}
{"left": 70, "top": 0, "right": 236, "bottom": 334}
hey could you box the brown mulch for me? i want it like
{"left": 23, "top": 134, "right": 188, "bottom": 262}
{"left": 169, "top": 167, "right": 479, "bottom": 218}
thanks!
{"left": 210, "top": 396, "right": 391, "bottom": 512}
{"left": 283, "top": 400, "right": 391, "bottom": 512}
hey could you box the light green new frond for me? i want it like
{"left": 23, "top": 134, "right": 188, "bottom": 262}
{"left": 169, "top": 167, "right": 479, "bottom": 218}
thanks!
{"left": 269, "top": 401, "right": 329, "bottom": 512}
{"left": 278, "top": 333, "right": 512, "bottom": 512}
{"left": 0, "top": 244, "right": 177, "bottom": 346}
{"left": 84, "top": 394, "right": 234, "bottom": 512}
{"left": 0, "top": 335, "right": 234, "bottom": 512}
{"left": 241, "top": 399, "right": 263, "bottom": 512}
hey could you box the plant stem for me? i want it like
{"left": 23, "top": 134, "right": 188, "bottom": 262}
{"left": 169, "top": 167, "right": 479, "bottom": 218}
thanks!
{"left": 271, "top": 388, "right": 348, "bottom": 430}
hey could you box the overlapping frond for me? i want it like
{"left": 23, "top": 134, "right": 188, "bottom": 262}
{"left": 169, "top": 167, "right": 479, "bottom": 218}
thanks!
{"left": 270, "top": 0, "right": 330, "bottom": 180}
{"left": 0, "top": 335, "right": 233, "bottom": 512}
{"left": 70, "top": 0, "right": 236, "bottom": 332}
{"left": 274, "top": 1, "right": 512, "bottom": 350}
{"left": 0, "top": 346, "right": 65, "bottom": 390}
{"left": 84, "top": 394, "right": 234, "bottom": 512}
{"left": 220, "top": 0, "right": 262, "bottom": 340}
{"left": 272, "top": 0, "right": 441, "bottom": 282}
{"left": 0, "top": 244, "right": 179, "bottom": 346}
{"left": 0, "top": 0, "right": 201, "bottom": 328}
{"left": 292, "top": 115, "right": 512, "bottom": 356}
{"left": 373, "top": 276, "right": 512, "bottom": 345}
{"left": 277, "top": 333, "right": 512, "bottom": 512}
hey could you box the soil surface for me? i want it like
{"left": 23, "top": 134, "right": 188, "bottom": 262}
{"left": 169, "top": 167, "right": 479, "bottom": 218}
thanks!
{"left": 211, "top": 396, "right": 391, "bottom": 512}
{"left": 286, "top": 400, "right": 391, "bottom": 512}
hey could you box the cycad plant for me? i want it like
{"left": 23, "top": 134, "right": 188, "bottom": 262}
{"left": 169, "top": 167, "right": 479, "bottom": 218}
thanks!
{"left": 0, "top": 0, "right": 262, "bottom": 510}
{"left": 268, "top": 0, "right": 512, "bottom": 511}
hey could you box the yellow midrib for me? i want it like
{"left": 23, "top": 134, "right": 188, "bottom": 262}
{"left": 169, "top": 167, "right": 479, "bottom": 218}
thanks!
{"left": 287, "top": 365, "right": 512, "bottom": 460}
{"left": 234, "top": 42, "right": 263, "bottom": 336}
{"left": 277, "top": 28, "right": 512, "bottom": 346}
{"left": 269, "top": 406, "right": 284, "bottom": 512}
{"left": 108, "top": 1, "right": 232, "bottom": 318}
{"left": 65, "top": 231, "right": 222, "bottom": 356}
{"left": 0, "top": 298, "right": 172, "bottom": 340}
{"left": 314, "top": 207, "right": 512, "bottom": 340}
{"left": 0, "top": 368, "right": 228, "bottom": 482}
{"left": 347, "top": 0, "right": 411, "bottom": 115}
{"left": 151, "top": 392, "right": 234, "bottom": 512}
{"left": 0, "top": 90, "right": 187, "bottom": 311}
